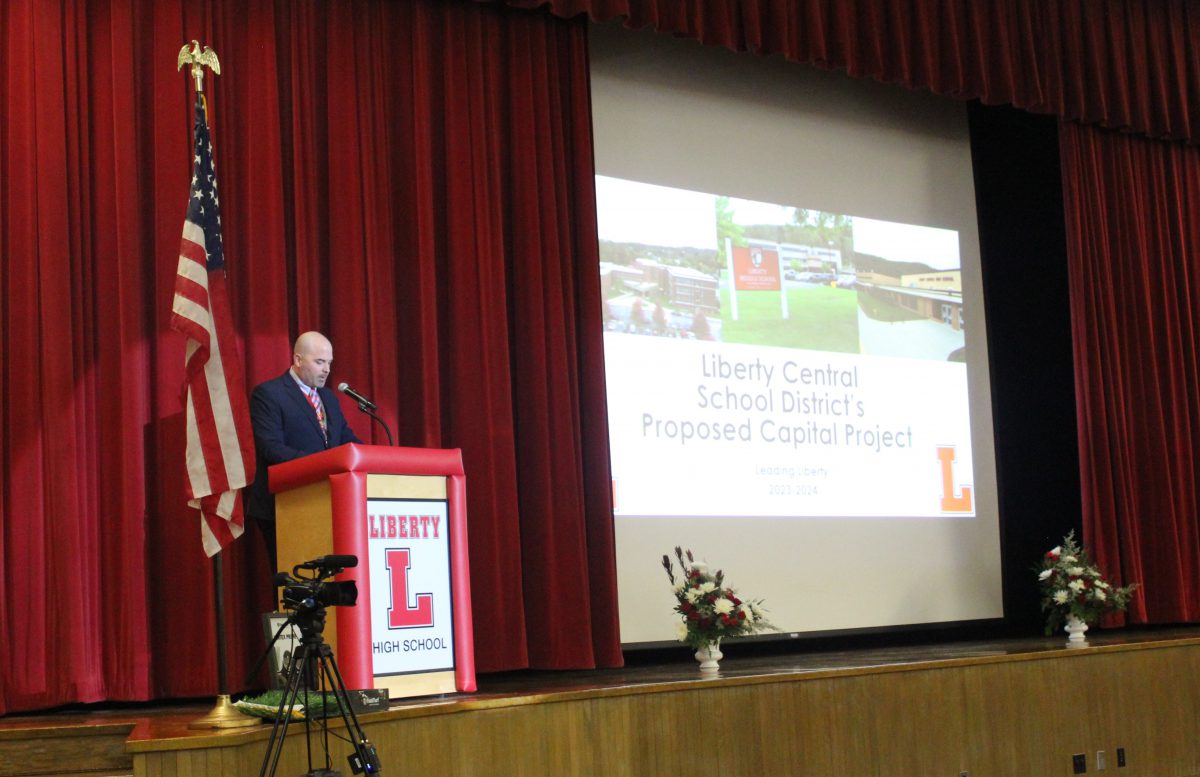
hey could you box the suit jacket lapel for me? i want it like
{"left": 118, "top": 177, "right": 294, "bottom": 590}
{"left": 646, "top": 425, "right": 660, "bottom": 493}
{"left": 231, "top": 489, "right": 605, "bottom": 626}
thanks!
{"left": 282, "top": 371, "right": 325, "bottom": 441}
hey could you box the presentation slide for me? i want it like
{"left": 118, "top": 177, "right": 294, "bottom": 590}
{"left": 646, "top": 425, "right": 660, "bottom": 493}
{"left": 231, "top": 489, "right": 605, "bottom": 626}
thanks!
{"left": 589, "top": 21, "right": 1003, "bottom": 646}
{"left": 600, "top": 177, "right": 974, "bottom": 520}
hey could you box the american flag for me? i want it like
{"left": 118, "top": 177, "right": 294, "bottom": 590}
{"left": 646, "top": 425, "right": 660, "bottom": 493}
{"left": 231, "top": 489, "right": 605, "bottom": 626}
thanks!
{"left": 170, "top": 95, "right": 255, "bottom": 557}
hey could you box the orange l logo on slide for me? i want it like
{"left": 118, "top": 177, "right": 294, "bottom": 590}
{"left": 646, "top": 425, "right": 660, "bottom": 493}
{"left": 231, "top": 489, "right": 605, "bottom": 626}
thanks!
{"left": 937, "top": 446, "right": 973, "bottom": 512}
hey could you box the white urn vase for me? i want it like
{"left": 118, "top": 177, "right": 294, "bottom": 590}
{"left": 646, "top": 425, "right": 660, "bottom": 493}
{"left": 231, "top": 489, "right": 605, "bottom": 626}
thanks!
{"left": 1064, "top": 614, "right": 1089, "bottom": 646}
{"left": 694, "top": 639, "right": 723, "bottom": 672}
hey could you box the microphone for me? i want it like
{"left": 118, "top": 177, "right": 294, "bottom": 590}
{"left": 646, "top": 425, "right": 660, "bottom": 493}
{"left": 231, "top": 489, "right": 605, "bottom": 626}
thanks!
{"left": 337, "top": 381, "right": 394, "bottom": 447}
{"left": 337, "top": 382, "right": 377, "bottom": 411}
{"left": 296, "top": 554, "right": 359, "bottom": 571}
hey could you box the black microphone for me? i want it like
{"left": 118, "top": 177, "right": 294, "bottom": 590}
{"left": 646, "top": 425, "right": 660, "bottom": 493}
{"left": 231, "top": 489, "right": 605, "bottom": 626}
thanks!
{"left": 337, "top": 382, "right": 377, "bottom": 411}
{"left": 297, "top": 554, "right": 359, "bottom": 571}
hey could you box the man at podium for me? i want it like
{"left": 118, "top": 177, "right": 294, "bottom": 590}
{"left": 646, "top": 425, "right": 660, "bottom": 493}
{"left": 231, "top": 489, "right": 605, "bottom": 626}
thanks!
{"left": 247, "top": 331, "right": 362, "bottom": 568}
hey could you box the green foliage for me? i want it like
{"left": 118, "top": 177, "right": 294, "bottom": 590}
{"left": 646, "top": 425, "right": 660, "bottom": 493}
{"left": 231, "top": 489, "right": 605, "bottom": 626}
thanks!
{"left": 715, "top": 196, "right": 745, "bottom": 266}
{"left": 720, "top": 286, "right": 860, "bottom": 353}
{"left": 852, "top": 250, "right": 937, "bottom": 278}
{"left": 235, "top": 689, "right": 344, "bottom": 720}
{"left": 731, "top": 209, "right": 855, "bottom": 263}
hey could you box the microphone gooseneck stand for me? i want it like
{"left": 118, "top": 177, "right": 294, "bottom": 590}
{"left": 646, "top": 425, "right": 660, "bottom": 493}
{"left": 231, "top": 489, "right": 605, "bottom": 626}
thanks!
{"left": 355, "top": 403, "right": 393, "bottom": 447}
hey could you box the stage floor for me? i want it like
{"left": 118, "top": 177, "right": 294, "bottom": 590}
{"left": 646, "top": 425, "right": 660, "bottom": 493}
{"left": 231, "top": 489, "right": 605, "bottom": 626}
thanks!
{"left": 4, "top": 626, "right": 1200, "bottom": 776}
{"left": 4, "top": 625, "right": 1199, "bottom": 730}
{"left": 476, "top": 623, "right": 1200, "bottom": 693}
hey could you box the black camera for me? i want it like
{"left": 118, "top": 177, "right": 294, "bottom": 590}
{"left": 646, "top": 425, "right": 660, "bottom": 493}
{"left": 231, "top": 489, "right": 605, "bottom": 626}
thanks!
{"left": 276, "top": 554, "right": 359, "bottom": 613}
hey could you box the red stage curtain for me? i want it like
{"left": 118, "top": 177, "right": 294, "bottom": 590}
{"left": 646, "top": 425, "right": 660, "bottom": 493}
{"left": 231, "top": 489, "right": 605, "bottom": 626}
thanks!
{"left": 1060, "top": 120, "right": 1200, "bottom": 623}
{"left": 501, "top": 0, "right": 1200, "bottom": 144}
{"left": 0, "top": 0, "right": 619, "bottom": 715}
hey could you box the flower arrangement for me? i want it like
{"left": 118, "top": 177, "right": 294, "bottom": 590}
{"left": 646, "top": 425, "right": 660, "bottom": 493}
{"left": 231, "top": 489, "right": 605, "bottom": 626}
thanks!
{"left": 662, "top": 546, "right": 771, "bottom": 649}
{"left": 1037, "top": 531, "right": 1136, "bottom": 635}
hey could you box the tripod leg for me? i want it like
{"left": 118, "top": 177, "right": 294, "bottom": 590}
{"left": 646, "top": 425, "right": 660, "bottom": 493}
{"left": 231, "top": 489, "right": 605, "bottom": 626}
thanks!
{"left": 259, "top": 642, "right": 311, "bottom": 777}
{"left": 314, "top": 645, "right": 381, "bottom": 774}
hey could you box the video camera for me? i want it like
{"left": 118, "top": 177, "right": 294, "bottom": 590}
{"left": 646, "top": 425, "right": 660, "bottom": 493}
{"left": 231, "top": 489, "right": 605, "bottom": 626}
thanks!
{"left": 275, "top": 554, "right": 359, "bottom": 613}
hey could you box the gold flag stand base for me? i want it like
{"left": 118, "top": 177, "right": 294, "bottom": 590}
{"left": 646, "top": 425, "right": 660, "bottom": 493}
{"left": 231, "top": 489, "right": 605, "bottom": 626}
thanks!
{"left": 187, "top": 694, "right": 261, "bottom": 729}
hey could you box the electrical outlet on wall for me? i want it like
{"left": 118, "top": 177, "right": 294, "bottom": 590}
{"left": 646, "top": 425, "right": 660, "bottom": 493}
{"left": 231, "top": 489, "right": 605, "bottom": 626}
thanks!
{"left": 1096, "top": 750, "right": 1107, "bottom": 770}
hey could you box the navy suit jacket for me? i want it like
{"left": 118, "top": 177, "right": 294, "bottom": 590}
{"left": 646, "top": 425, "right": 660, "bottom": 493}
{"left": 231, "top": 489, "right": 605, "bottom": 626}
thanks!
{"left": 247, "top": 370, "right": 363, "bottom": 522}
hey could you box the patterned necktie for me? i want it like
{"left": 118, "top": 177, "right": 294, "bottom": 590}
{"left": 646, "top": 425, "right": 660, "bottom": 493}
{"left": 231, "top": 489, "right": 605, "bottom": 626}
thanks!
{"left": 306, "top": 389, "right": 328, "bottom": 441}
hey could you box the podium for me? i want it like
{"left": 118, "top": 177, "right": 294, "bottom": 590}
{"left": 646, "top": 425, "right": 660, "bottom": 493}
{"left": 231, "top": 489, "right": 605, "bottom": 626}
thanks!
{"left": 269, "top": 443, "right": 476, "bottom": 698}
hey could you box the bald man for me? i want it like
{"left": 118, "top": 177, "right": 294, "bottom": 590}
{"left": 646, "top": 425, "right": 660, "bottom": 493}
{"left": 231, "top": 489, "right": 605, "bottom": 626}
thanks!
{"left": 247, "top": 332, "right": 363, "bottom": 568}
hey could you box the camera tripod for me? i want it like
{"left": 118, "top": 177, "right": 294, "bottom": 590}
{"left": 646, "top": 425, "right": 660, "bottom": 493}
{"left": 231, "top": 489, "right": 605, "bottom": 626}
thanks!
{"left": 258, "top": 606, "right": 381, "bottom": 777}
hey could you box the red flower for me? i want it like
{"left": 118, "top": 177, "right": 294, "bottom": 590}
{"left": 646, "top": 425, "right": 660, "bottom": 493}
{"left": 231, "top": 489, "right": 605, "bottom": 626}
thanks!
{"left": 687, "top": 611, "right": 700, "bottom": 621}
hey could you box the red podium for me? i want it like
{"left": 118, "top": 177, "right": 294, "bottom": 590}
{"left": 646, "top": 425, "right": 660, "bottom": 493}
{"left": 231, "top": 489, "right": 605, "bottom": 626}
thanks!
{"left": 269, "top": 443, "right": 476, "bottom": 698}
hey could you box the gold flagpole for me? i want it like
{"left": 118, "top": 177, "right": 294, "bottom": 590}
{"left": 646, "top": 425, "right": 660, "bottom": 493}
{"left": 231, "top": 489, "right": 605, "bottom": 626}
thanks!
{"left": 177, "top": 40, "right": 259, "bottom": 730}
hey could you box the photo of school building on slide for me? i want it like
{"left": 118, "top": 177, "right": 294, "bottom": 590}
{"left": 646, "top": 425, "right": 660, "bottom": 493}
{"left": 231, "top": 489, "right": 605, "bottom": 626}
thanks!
{"left": 857, "top": 270, "right": 964, "bottom": 330}
{"left": 593, "top": 178, "right": 966, "bottom": 359}
{"left": 600, "top": 255, "right": 722, "bottom": 340}
{"left": 600, "top": 258, "right": 720, "bottom": 313}
{"left": 854, "top": 268, "right": 965, "bottom": 361}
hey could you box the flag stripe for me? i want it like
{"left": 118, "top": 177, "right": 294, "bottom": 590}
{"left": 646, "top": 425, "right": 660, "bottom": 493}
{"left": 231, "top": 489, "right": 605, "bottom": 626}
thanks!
{"left": 187, "top": 365, "right": 229, "bottom": 495}
{"left": 183, "top": 390, "right": 213, "bottom": 498}
{"left": 180, "top": 221, "right": 207, "bottom": 258}
{"left": 171, "top": 297, "right": 212, "bottom": 344}
{"left": 206, "top": 279, "right": 253, "bottom": 483}
{"left": 176, "top": 258, "right": 209, "bottom": 304}
{"left": 198, "top": 491, "right": 244, "bottom": 557}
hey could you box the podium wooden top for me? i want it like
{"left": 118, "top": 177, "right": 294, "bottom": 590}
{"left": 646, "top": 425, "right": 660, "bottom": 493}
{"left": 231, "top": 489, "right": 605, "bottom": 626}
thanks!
{"left": 268, "top": 443, "right": 465, "bottom": 493}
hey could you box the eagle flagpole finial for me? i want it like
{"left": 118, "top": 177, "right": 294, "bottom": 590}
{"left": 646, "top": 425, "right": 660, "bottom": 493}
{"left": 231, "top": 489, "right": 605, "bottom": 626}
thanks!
{"left": 177, "top": 40, "right": 221, "bottom": 93}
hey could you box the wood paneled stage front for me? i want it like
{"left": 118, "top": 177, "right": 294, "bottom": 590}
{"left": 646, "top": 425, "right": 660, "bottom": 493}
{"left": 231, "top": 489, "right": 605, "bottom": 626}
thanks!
{"left": 3, "top": 628, "right": 1199, "bottom": 777}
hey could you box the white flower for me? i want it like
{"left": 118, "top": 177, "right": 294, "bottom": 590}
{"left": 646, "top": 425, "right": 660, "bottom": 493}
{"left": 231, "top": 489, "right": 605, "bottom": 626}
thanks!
{"left": 1068, "top": 566, "right": 1085, "bottom": 576}
{"left": 1094, "top": 589, "right": 1107, "bottom": 601}
{"left": 675, "top": 621, "right": 689, "bottom": 642}
{"left": 1053, "top": 590, "right": 1070, "bottom": 604}
{"left": 700, "top": 581, "right": 717, "bottom": 594}
{"left": 738, "top": 603, "right": 755, "bottom": 623}
{"left": 685, "top": 587, "right": 703, "bottom": 603}
{"left": 1038, "top": 569, "right": 1053, "bottom": 581}
{"left": 1068, "top": 579, "right": 1085, "bottom": 592}
{"left": 714, "top": 598, "right": 735, "bottom": 615}
{"left": 1050, "top": 546, "right": 1062, "bottom": 556}
{"left": 1063, "top": 555, "right": 1077, "bottom": 564}
{"left": 1097, "top": 580, "right": 1110, "bottom": 589}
